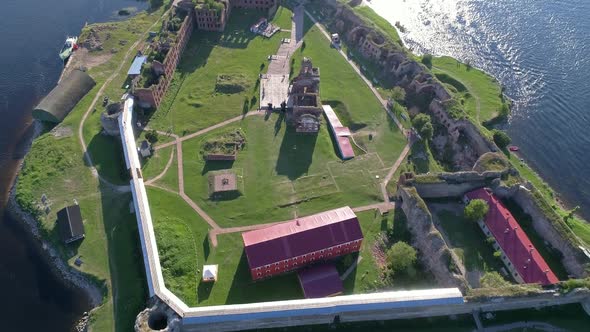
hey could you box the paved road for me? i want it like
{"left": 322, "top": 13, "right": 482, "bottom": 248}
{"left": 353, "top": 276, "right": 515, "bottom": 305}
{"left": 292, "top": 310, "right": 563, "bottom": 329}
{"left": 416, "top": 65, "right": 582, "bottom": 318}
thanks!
{"left": 260, "top": 5, "right": 305, "bottom": 107}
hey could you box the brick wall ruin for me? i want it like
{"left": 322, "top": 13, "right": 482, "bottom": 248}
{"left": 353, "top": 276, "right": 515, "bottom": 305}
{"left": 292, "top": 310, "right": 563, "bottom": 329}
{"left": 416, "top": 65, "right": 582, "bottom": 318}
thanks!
{"left": 397, "top": 186, "right": 469, "bottom": 291}
{"left": 134, "top": 11, "right": 194, "bottom": 108}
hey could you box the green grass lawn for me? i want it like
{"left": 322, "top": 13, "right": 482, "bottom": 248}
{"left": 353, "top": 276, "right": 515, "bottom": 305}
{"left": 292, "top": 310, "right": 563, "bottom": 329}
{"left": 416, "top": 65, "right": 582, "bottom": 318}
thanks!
{"left": 14, "top": 8, "right": 168, "bottom": 331}
{"left": 181, "top": 114, "right": 390, "bottom": 228}
{"left": 149, "top": 185, "right": 428, "bottom": 306}
{"left": 291, "top": 19, "right": 407, "bottom": 166}
{"left": 148, "top": 7, "right": 291, "bottom": 136}
{"left": 432, "top": 56, "right": 504, "bottom": 124}
{"left": 142, "top": 145, "right": 174, "bottom": 180}
{"left": 435, "top": 209, "right": 504, "bottom": 274}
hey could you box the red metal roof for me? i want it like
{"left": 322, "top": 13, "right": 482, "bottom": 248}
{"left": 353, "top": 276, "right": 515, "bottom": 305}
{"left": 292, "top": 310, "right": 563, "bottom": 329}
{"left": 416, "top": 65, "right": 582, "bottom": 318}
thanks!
{"left": 337, "top": 137, "right": 355, "bottom": 160}
{"left": 242, "top": 206, "right": 363, "bottom": 268}
{"left": 323, "top": 105, "right": 355, "bottom": 160}
{"left": 298, "top": 263, "right": 343, "bottom": 298}
{"left": 466, "top": 188, "right": 559, "bottom": 285}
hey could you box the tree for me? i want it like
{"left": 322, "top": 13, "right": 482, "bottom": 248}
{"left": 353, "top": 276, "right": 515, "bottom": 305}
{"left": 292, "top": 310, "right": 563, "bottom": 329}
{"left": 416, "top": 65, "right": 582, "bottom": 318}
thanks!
{"left": 412, "top": 113, "right": 433, "bottom": 140}
{"left": 421, "top": 54, "right": 433, "bottom": 68}
{"left": 390, "top": 86, "right": 406, "bottom": 104}
{"left": 480, "top": 272, "right": 510, "bottom": 288}
{"left": 386, "top": 241, "right": 417, "bottom": 274}
{"left": 493, "top": 130, "right": 511, "bottom": 149}
{"left": 498, "top": 102, "right": 510, "bottom": 118}
{"left": 145, "top": 130, "right": 159, "bottom": 144}
{"left": 149, "top": 0, "right": 164, "bottom": 9}
{"left": 464, "top": 198, "right": 489, "bottom": 222}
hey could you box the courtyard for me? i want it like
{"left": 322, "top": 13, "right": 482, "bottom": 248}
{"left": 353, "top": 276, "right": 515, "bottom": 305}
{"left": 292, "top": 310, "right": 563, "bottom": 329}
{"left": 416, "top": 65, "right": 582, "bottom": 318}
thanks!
{"left": 139, "top": 3, "right": 412, "bottom": 307}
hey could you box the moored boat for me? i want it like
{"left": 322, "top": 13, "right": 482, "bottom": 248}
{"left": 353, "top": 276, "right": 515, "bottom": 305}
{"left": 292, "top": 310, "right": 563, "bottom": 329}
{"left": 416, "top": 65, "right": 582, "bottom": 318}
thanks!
{"left": 59, "top": 36, "right": 78, "bottom": 62}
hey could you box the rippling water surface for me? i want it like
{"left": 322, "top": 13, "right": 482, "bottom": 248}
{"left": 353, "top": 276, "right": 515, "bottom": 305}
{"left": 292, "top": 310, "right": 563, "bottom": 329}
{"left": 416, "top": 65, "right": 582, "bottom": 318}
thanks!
{"left": 369, "top": 0, "right": 590, "bottom": 218}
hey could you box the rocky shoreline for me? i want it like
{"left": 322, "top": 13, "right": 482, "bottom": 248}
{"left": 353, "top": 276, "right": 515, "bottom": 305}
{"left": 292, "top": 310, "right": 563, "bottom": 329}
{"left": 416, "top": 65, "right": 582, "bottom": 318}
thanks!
{"left": 5, "top": 121, "right": 102, "bottom": 332}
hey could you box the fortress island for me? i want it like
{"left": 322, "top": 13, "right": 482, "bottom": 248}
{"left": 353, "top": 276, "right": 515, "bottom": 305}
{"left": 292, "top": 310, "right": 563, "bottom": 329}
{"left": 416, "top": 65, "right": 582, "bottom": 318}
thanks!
{"left": 12, "top": 0, "right": 590, "bottom": 331}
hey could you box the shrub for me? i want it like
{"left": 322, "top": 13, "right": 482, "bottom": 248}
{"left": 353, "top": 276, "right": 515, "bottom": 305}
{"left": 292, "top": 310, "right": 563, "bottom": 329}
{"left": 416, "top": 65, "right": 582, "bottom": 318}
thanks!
{"left": 493, "top": 130, "right": 511, "bottom": 149}
{"left": 386, "top": 241, "right": 417, "bottom": 274}
{"left": 464, "top": 199, "right": 489, "bottom": 222}
{"left": 421, "top": 54, "right": 433, "bottom": 68}
{"left": 412, "top": 113, "right": 433, "bottom": 140}
{"left": 145, "top": 130, "right": 159, "bottom": 144}
{"left": 480, "top": 272, "right": 510, "bottom": 288}
{"left": 390, "top": 86, "right": 406, "bottom": 104}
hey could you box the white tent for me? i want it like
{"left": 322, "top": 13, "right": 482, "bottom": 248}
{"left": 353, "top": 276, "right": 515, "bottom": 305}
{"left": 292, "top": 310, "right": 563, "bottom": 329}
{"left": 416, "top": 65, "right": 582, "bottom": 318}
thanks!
{"left": 202, "top": 264, "right": 218, "bottom": 282}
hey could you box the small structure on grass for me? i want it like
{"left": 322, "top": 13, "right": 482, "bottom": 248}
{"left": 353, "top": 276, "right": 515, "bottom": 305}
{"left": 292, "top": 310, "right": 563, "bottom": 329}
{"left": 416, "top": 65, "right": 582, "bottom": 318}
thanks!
{"left": 250, "top": 18, "right": 280, "bottom": 38}
{"left": 127, "top": 55, "right": 148, "bottom": 79}
{"left": 33, "top": 69, "right": 96, "bottom": 123}
{"left": 298, "top": 263, "right": 343, "bottom": 298}
{"left": 208, "top": 171, "right": 238, "bottom": 195}
{"left": 331, "top": 33, "right": 341, "bottom": 48}
{"left": 139, "top": 140, "right": 152, "bottom": 158}
{"left": 56, "top": 204, "right": 85, "bottom": 244}
{"left": 323, "top": 105, "right": 355, "bottom": 160}
{"left": 242, "top": 206, "right": 363, "bottom": 281}
{"left": 202, "top": 264, "right": 219, "bottom": 282}
{"left": 202, "top": 129, "right": 246, "bottom": 161}
{"left": 464, "top": 188, "right": 559, "bottom": 285}
{"left": 287, "top": 58, "right": 322, "bottom": 134}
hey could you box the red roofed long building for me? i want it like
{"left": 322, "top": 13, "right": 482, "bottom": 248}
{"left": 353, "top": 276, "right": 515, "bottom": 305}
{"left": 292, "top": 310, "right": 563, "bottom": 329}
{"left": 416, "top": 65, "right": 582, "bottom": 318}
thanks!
{"left": 242, "top": 206, "right": 363, "bottom": 280}
{"left": 465, "top": 188, "right": 559, "bottom": 285}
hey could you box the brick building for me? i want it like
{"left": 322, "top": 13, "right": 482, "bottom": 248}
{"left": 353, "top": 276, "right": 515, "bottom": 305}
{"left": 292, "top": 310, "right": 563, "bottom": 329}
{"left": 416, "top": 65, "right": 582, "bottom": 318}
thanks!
{"left": 287, "top": 58, "right": 323, "bottom": 133}
{"left": 465, "top": 188, "right": 559, "bottom": 285}
{"left": 242, "top": 206, "right": 363, "bottom": 281}
{"left": 133, "top": 9, "right": 194, "bottom": 108}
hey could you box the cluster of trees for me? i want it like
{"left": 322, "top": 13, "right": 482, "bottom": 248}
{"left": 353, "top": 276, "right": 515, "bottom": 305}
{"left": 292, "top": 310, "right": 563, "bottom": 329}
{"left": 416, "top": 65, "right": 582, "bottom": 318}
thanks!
{"left": 145, "top": 130, "right": 159, "bottom": 144}
{"left": 386, "top": 241, "right": 417, "bottom": 276}
{"left": 492, "top": 129, "right": 511, "bottom": 149}
{"left": 412, "top": 113, "right": 434, "bottom": 140}
{"left": 464, "top": 198, "right": 489, "bottom": 222}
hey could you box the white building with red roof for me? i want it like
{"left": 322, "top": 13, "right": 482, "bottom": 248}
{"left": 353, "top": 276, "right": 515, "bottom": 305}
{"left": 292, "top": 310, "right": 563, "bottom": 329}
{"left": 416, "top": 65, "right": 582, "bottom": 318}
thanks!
{"left": 465, "top": 188, "right": 559, "bottom": 286}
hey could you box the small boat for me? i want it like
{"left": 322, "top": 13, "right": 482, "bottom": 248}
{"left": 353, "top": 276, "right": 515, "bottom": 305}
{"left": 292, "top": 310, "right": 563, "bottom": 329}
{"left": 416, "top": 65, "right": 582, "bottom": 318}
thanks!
{"left": 508, "top": 145, "right": 520, "bottom": 152}
{"left": 59, "top": 36, "right": 78, "bottom": 62}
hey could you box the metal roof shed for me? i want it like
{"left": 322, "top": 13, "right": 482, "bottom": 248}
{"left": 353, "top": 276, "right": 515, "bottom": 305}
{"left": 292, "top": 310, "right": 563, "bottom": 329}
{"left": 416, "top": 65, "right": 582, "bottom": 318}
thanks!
{"left": 242, "top": 206, "right": 363, "bottom": 269}
{"left": 127, "top": 56, "right": 148, "bottom": 76}
{"left": 32, "top": 69, "right": 96, "bottom": 123}
{"left": 298, "top": 263, "right": 343, "bottom": 298}
{"left": 56, "top": 205, "right": 85, "bottom": 244}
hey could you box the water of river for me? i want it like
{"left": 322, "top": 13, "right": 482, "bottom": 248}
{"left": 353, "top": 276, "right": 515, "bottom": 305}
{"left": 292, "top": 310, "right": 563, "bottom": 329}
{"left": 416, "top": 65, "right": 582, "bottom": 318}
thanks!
{"left": 0, "top": 0, "right": 147, "bottom": 331}
{"left": 368, "top": 0, "right": 590, "bottom": 220}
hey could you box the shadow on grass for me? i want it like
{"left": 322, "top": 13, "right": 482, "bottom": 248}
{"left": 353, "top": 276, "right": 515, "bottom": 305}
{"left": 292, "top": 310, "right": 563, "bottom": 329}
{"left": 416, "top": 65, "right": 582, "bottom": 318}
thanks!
{"left": 202, "top": 235, "right": 210, "bottom": 260}
{"left": 274, "top": 111, "right": 285, "bottom": 136}
{"left": 275, "top": 127, "right": 317, "bottom": 180}
{"left": 98, "top": 181, "right": 147, "bottom": 331}
{"left": 85, "top": 134, "right": 129, "bottom": 185}
{"left": 225, "top": 251, "right": 302, "bottom": 305}
{"left": 197, "top": 280, "right": 213, "bottom": 303}
{"left": 201, "top": 160, "right": 235, "bottom": 176}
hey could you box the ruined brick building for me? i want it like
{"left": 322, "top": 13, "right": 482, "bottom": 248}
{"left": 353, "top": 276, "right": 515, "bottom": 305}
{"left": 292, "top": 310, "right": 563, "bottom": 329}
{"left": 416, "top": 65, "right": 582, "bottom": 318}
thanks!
{"left": 287, "top": 58, "right": 322, "bottom": 134}
{"left": 194, "top": 0, "right": 277, "bottom": 31}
